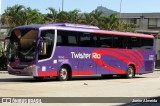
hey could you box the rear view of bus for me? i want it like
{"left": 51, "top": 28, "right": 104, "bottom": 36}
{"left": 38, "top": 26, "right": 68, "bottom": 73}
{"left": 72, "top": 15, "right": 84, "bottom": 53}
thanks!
{"left": 5, "top": 23, "right": 156, "bottom": 81}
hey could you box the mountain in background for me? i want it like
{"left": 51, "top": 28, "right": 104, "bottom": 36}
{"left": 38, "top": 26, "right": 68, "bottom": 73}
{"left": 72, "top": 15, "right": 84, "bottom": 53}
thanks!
{"left": 95, "top": 6, "right": 118, "bottom": 14}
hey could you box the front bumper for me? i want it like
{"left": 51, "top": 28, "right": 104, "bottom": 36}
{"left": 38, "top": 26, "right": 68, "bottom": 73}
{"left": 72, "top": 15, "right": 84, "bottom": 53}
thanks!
{"left": 8, "top": 65, "right": 38, "bottom": 76}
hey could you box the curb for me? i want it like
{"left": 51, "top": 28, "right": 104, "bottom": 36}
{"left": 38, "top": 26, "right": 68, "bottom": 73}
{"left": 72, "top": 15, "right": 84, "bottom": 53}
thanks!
{"left": 155, "top": 69, "right": 160, "bottom": 71}
{"left": 0, "top": 71, "right": 8, "bottom": 74}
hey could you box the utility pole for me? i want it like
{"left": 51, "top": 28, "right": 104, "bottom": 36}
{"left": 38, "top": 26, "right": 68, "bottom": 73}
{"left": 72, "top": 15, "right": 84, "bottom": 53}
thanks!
{"left": 119, "top": 0, "right": 123, "bottom": 29}
{"left": 119, "top": 0, "right": 123, "bottom": 19}
{"left": 62, "top": 0, "right": 64, "bottom": 11}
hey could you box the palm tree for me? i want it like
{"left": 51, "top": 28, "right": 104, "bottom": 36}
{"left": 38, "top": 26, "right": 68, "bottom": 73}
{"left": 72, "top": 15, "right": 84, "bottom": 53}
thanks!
{"left": 81, "top": 13, "right": 94, "bottom": 25}
{"left": 26, "top": 7, "right": 45, "bottom": 24}
{"left": 99, "top": 14, "right": 120, "bottom": 30}
{"left": 90, "top": 10, "right": 103, "bottom": 26}
{"left": 3, "top": 5, "right": 45, "bottom": 29}
{"left": 57, "top": 11, "right": 69, "bottom": 23}
{"left": 68, "top": 9, "right": 81, "bottom": 23}
{"left": 45, "top": 7, "right": 58, "bottom": 23}
{"left": 4, "top": 5, "right": 26, "bottom": 29}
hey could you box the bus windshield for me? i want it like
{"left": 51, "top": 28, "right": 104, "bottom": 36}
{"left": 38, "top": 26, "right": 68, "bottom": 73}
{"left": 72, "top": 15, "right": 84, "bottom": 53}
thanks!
{"left": 6, "top": 29, "right": 38, "bottom": 62}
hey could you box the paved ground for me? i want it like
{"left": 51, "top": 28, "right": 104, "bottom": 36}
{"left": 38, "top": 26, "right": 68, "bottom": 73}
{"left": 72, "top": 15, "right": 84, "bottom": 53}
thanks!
{"left": 0, "top": 71, "right": 160, "bottom": 106}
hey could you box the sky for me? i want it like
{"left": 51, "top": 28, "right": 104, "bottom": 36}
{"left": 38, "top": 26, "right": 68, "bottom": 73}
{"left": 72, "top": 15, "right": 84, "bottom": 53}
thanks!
{"left": 1, "top": 0, "right": 160, "bottom": 14}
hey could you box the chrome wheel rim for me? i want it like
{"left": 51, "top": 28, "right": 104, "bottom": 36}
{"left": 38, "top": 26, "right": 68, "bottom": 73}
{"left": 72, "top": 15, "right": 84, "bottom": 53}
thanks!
{"left": 60, "top": 68, "right": 67, "bottom": 80}
{"left": 128, "top": 67, "right": 134, "bottom": 78}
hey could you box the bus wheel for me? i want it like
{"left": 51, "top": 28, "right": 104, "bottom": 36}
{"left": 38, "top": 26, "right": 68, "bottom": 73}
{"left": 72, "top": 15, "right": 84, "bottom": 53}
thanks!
{"left": 125, "top": 66, "right": 135, "bottom": 78}
{"left": 34, "top": 76, "right": 44, "bottom": 81}
{"left": 57, "top": 66, "right": 69, "bottom": 81}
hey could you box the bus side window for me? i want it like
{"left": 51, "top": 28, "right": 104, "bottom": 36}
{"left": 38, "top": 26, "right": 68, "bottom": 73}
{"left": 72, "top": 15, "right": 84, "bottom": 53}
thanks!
{"left": 113, "top": 36, "right": 128, "bottom": 49}
{"left": 57, "top": 30, "right": 78, "bottom": 46}
{"left": 122, "top": 37, "right": 128, "bottom": 49}
{"left": 113, "top": 36, "right": 118, "bottom": 48}
{"left": 140, "top": 38, "right": 153, "bottom": 49}
{"left": 57, "top": 35, "right": 62, "bottom": 46}
{"left": 39, "top": 30, "right": 54, "bottom": 60}
{"left": 68, "top": 35, "right": 77, "bottom": 46}
{"left": 128, "top": 37, "right": 141, "bottom": 49}
{"left": 79, "top": 33, "right": 91, "bottom": 47}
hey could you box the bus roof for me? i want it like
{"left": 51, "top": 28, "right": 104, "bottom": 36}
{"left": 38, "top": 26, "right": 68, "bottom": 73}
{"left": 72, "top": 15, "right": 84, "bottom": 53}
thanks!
{"left": 14, "top": 23, "right": 154, "bottom": 39}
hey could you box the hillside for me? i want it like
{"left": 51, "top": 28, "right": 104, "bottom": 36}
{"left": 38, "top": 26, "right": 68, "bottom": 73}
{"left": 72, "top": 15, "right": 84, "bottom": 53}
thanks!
{"left": 95, "top": 6, "right": 118, "bottom": 14}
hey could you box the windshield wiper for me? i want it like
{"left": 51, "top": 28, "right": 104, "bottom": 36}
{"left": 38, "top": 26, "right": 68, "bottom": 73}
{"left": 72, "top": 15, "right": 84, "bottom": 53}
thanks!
{"left": 20, "top": 46, "right": 35, "bottom": 55}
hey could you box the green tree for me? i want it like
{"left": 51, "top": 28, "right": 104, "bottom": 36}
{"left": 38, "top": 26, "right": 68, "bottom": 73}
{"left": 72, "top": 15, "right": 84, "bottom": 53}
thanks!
{"left": 45, "top": 7, "right": 58, "bottom": 23}
{"left": 105, "top": 14, "right": 120, "bottom": 30}
{"left": 57, "top": 11, "right": 69, "bottom": 22}
{"left": 68, "top": 9, "right": 81, "bottom": 23}
{"left": 90, "top": 10, "right": 103, "bottom": 26}
{"left": 26, "top": 7, "right": 45, "bottom": 24}
{"left": 4, "top": 5, "right": 26, "bottom": 29}
{"left": 3, "top": 5, "right": 45, "bottom": 29}
{"left": 81, "top": 13, "right": 94, "bottom": 25}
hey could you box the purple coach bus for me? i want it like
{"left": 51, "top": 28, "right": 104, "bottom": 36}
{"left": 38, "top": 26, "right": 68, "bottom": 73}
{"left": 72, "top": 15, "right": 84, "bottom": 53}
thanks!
{"left": 5, "top": 23, "right": 155, "bottom": 81}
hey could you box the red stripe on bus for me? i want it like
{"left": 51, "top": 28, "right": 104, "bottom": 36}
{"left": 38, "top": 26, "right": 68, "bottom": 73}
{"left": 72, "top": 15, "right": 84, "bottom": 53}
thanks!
{"left": 127, "top": 50, "right": 144, "bottom": 64}
{"left": 111, "top": 49, "right": 143, "bottom": 68}
{"left": 128, "top": 50, "right": 144, "bottom": 67}
{"left": 72, "top": 70, "right": 94, "bottom": 76}
{"left": 94, "top": 57, "right": 126, "bottom": 74}
{"left": 92, "top": 49, "right": 132, "bottom": 74}
{"left": 38, "top": 72, "right": 58, "bottom": 76}
{"left": 101, "top": 50, "right": 131, "bottom": 63}
{"left": 134, "top": 50, "right": 144, "bottom": 59}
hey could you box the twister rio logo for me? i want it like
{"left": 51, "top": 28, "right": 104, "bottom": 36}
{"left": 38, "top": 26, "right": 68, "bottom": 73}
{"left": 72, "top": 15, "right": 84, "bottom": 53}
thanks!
{"left": 70, "top": 52, "right": 101, "bottom": 59}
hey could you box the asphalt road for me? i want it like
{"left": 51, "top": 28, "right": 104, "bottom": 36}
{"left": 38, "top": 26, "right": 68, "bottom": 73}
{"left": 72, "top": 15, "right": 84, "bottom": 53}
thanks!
{"left": 0, "top": 71, "right": 160, "bottom": 106}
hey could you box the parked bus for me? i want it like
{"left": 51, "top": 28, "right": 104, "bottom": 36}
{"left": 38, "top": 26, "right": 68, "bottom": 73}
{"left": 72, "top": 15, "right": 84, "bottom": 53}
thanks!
{"left": 5, "top": 23, "right": 155, "bottom": 81}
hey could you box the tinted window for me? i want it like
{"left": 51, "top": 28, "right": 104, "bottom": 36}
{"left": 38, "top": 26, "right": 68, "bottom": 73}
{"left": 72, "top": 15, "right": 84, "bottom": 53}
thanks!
{"left": 57, "top": 30, "right": 78, "bottom": 46}
{"left": 128, "top": 37, "right": 141, "bottom": 49}
{"left": 97, "top": 34, "right": 113, "bottom": 48}
{"left": 57, "top": 30, "right": 154, "bottom": 50}
{"left": 140, "top": 38, "right": 153, "bottom": 49}
{"left": 79, "top": 33, "right": 96, "bottom": 47}
{"left": 68, "top": 35, "right": 77, "bottom": 46}
{"left": 57, "top": 35, "right": 62, "bottom": 46}
{"left": 113, "top": 36, "right": 128, "bottom": 48}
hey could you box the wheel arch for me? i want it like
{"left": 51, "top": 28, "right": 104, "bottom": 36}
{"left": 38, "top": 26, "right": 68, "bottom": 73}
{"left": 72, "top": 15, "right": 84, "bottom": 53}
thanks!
{"left": 128, "top": 64, "right": 136, "bottom": 75}
{"left": 59, "top": 63, "right": 72, "bottom": 79}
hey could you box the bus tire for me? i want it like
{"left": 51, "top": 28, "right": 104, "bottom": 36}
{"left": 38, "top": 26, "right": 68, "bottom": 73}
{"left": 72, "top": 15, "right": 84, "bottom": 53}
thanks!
{"left": 34, "top": 76, "right": 44, "bottom": 81}
{"left": 125, "top": 66, "right": 135, "bottom": 78}
{"left": 57, "top": 66, "right": 69, "bottom": 81}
